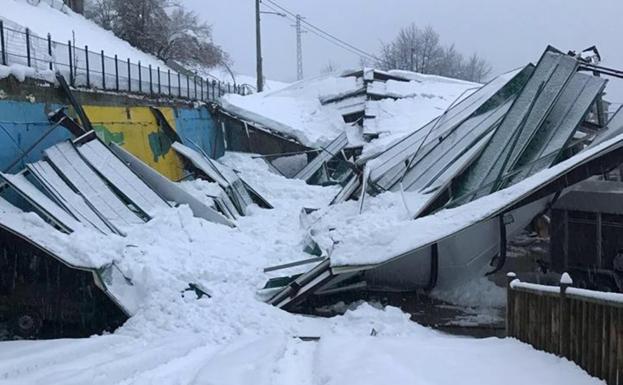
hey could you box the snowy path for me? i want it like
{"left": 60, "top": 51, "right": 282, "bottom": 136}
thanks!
{"left": 0, "top": 331, "right": 603, "bottom": 385}
{"left": 0, "top": 153, "right": 604, "bottom": 385}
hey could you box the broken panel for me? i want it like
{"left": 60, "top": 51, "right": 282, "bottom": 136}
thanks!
{"left": 44, "top": 141, "right": 144, "bottom": 229}
{"left": 398, "top": 98, "right": 514, "bottom": 193}
{"left": 77, "top": 140, "right": 170, "bottom": 218}
{"left": 27, "top": 161, "right": 116, "bottom": 235}
{"left": 454, "top": 50, "right": 578, "bottom": 202}
{"left": 509, "top": 73, "right": 607, "bottom": 182}
{"left": 294, "top": 132, "right": 349, "bottom": 182}
{"left": 0, "top": 171, "right": 80, "bottom": 233}
{"left": 366, "top": 65, "right": 534, "bottom": 187}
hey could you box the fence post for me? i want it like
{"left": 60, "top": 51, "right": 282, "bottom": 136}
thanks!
{"left": 167, "top": 69, "right": 171, "bottom": 95}
{"left": 149, "top": 64, "right": 153, "bottom": 96}
{"left": 101, "top": 50, "right": 105, "bottom": 89}
{"left": 68, "top": 40, "right": 74, "bottom": 87}
{"left": 114, "top": 54, "right": 119, "bottom": 91}
{"left": 212, "top": 80, "right": 216, "bottom": 100}
{"left": 559, "top": 273, "right": 572, "bottom": 357}
{"left": 0, "top": 21, "right": 5, "bottom": 66}
{"left": 157, "top": 67, "right": 161, "bottom": 95}
{"left": 506, "top": 272, "right": 516, "bottom": 338}
{"left": 178, "top": 72, "right": 181, "bottom": 97}
{"left": 138, "top": 61, "right": 142, "bottom": 93}
{"left": 186, "top": 75, "right": 190, "bottom": 99}
{"left": 85, "top": 45, "right": 90, "bottom": 88}
{"left": 25, "top": 28, "right": 31, "bottom": 67}
{"left": 200, "top": 77, "right": 203, "bottom": 101}
{"left": 127, "top": 58, "right": 131, "bottom": 92}
{"left": 47, "top": 33, "right": 53, "bottom": 70}
{"left": 194, "top": 75, "right": 197, "bottom": 100}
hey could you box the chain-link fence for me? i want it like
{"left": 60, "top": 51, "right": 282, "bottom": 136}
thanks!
{"left": 0, "top": 19, "right": 248, "bottom": 101}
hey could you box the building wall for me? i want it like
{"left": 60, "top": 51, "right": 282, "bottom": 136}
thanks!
{"left": 0, "top": 100, "right": 71, "bottom": 173}
{"left": 0, "top": 76, "right": 224, "bottom": 180}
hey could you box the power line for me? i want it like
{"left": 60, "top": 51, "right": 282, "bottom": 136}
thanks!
{"left": 263, "top": 0, "right": 379, "bottom": 62}
{"left": 261, "top": 2, "right": 372, "bottom": 61}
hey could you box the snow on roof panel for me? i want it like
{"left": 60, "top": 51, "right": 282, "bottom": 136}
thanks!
{"left": 27, "top": 161, "right": 116, "bottom": 235}
{"left": 0, "top": 171, "right": 79, "bottom": 233}
{"left": 329, "top": 130, "right": 623, "bottom": 268}
{"left": 77, "top": 140, "right": 170, "bottom": 218}
{"left": 44, "top": 141, "right": 144, "bottom": 229}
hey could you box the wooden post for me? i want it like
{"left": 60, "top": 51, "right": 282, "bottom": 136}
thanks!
{"left": 138, "top": 61, "right": 142, "bottom": 93}
{"left": 68, "top": 40, "right": 74, "bottom": 87}
{"left": 560, "top": 273, "right": 572, "bottom": 357}
{"left": 506, "top": 272, "right": 516, "bottom": 338}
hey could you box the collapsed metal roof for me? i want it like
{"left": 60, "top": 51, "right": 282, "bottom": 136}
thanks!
{"left": 262, "top": 46, "right": 623, "bottom": 311}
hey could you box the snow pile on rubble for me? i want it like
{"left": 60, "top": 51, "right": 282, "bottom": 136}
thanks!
{"left": 222, "top": 75, "right": 358, "bottom": 147}
{"left": 0, "top": 152, "right": 602, "bottom": 384}
{"left": 222, "top": 69, "right": 477, "bottom": 154}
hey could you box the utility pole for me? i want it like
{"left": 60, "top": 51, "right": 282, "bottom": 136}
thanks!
{"left": 294, "top": 14, "right": 304, "bottom": 81}
{"left": 255, "top": 0, "right": 263, "bottom": 92}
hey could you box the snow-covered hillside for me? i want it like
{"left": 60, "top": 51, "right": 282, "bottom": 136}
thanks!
{"left": 1, "top": 0, "right": 269, "bottom": 86}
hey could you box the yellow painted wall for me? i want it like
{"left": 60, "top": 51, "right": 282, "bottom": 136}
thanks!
{"left": 83, "top": 106, "right": 184, "bottom": 181}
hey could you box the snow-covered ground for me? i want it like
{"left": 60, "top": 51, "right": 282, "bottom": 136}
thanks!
{"left": 0, "top": 153, "right": 603, "bottom": 384}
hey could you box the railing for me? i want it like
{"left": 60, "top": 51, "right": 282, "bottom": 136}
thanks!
{"left": 507, "top": 272, "right": 623, "bottom": 384}
{"left": 0, "top": 19, "right": 248, "bottom": 101}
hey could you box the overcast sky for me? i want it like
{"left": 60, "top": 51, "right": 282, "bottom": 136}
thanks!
{"left": 185, "top": 0, "right": 623, "bottom": 104}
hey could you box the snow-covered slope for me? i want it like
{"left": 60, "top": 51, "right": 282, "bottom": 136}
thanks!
{"left": 2, "top": 0, "right": 168, "bottom": 69}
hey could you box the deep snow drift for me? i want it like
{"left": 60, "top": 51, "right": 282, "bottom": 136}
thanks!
{"left": 0, "top": 152, "right": 603, "bottom": 385}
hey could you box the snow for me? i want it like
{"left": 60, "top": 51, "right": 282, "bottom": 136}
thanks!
{"left": 222, "top": 71, "right": 476, "bottom": 151}
{"left": 0, "top": 63, "right": 55, "bottom": 83}
{"left": 222, "top": 74, "right": 358, "bottom": 147}
{"left": 567, "top": 287, "right": 623, "bottom": 304}
{"left": 0, "top": 152, "right": 602, "bottom": 384}
{"left": 510, "top": 280, "right": 561, "bottom": 295}
{"left": 561, "top": 272, "right": 574, "bottom": 285}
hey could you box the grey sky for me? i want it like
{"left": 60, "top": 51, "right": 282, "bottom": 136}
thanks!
{"left": 185, "top": 0, "right": 623, "bottom": 103}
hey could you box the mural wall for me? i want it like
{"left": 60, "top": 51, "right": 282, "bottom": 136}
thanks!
{"left": 0, "top": 100, "right": 223, "bottom": 180}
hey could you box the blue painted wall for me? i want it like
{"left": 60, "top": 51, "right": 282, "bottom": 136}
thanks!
{"left": 0, "top": 101, "right": 71, "bottom": 173}
{"left": 0, "top": 100, "right": 225, "bottom": 175}
{"left": 175, "top": 106, "right": 225, "bottom": 159}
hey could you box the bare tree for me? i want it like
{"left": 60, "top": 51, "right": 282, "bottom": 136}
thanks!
{"left": 321, "top": 61, "right": 339, "bottom": 74}
{"left": 84, "top": 0, "right": 228, "bottom": 69}
{"left": 375, "top": 23, "right": 491, "bottom": 82}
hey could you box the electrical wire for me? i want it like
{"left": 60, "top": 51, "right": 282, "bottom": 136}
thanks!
{"left": 262, "top": 0, "right": 379, "bottom": 62}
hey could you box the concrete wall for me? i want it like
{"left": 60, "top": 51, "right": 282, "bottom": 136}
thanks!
{"left": 0, "top": 76, "right": 223, "bottom": 180}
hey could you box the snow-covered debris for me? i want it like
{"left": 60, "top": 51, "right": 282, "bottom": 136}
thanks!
{"left": 221, "top": 69, "right": 477, "bottom": 151}
{"left": 0, "top": 150, "right": 604, "bottom": 385}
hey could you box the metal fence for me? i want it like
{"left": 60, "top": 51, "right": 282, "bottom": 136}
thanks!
{"left": 0, "top": 19, "right": 247, "bottom": 101}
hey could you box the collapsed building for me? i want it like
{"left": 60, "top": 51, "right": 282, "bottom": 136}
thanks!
{"left": 219, "top": 46, "right": 623, "bottom": 312}
{"left": 0, "top": 107, "right": 270, "bottom": 338}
